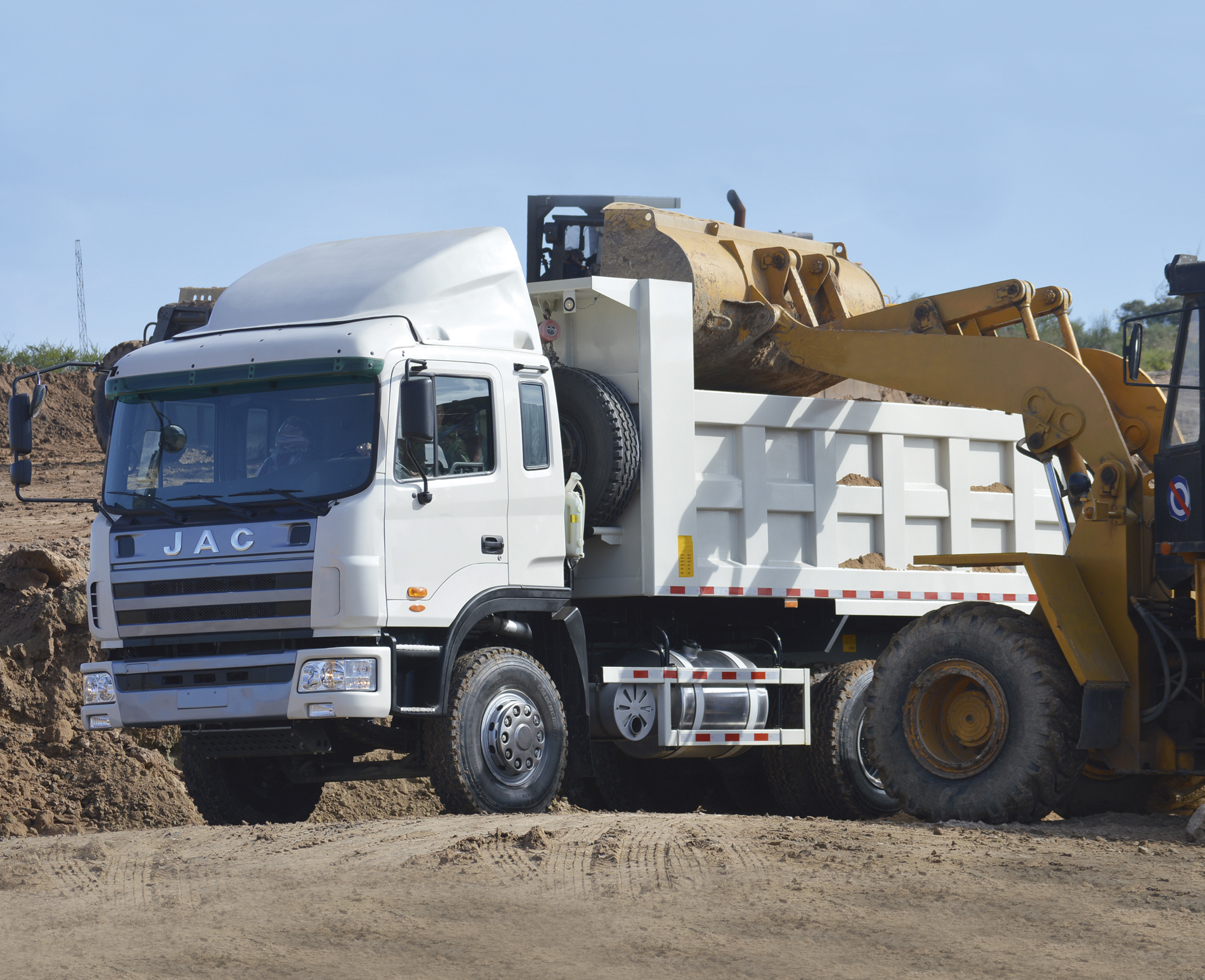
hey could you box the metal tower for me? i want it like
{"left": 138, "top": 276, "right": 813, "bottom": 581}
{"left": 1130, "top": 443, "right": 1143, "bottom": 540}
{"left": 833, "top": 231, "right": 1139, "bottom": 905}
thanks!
{"left": 75, "top": 239, "right": 89, "bottom": 353}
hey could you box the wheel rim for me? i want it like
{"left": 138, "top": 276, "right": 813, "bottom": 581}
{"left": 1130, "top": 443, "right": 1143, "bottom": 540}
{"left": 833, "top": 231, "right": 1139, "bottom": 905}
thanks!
{"left": 481, "top": 688, "right": 547, "bottom": 787}
{"left": 904, "top": 658, "right": 1008, "bottom": 779}
{"left": 855, "top": 710, "right": 885, "bottom": 791}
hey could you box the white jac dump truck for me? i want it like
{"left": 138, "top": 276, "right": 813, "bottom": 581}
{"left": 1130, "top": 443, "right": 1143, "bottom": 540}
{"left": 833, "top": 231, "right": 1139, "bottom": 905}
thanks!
{"left": 8, "top": 206, "right": 1068, "bottom": 823}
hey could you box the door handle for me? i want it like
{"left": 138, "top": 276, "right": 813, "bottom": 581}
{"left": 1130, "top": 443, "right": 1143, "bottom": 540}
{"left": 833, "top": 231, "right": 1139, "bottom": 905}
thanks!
{"left": 482, "top": 535, "right": 504, "bottom": 555}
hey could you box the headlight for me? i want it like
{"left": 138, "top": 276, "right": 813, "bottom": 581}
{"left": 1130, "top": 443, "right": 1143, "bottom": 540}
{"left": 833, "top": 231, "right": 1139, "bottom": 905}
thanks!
{"left": 298, "top": 658, "right": 377, "bottom": 693}
{"left": 84, "top": 672, "right": 116, "bottom": 705}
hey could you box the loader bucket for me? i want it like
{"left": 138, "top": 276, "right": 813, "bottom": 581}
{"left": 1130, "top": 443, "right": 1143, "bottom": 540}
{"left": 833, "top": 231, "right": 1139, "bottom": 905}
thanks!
{"left": 598, "top": 203, "right": 886, "bottom": 396}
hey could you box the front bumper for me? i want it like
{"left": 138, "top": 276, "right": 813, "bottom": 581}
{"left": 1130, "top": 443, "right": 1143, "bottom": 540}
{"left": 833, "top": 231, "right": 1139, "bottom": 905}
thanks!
{"left": 79, "top": 647, "right": 391, "bottom": 732}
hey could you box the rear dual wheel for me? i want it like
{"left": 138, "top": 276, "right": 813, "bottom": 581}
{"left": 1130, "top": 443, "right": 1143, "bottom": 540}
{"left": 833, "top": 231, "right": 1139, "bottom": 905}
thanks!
{"left": 866, "top": 601, "right": 1085, "bottom": 824}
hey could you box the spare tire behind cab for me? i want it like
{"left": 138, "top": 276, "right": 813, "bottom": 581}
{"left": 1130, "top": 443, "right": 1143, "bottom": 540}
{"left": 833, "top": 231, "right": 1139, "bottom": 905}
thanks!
{"left": 552, "top": 366, "right": 640, "bottom": 528}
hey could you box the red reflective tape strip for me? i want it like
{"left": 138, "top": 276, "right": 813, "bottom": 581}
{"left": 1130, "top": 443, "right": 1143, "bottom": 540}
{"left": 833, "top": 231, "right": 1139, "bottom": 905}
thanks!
{"left": 951, "top": 592, "right": 964, "bottom": 600}
{"left": 693, "top": 670, "right": 707, "bottom": 680}
{"left": 843, "top": 590, "right": 857, "bottom": 598}
{"left": 1029, "top": 593, "right": 1038, "bottom": 601}
{"left": 695, "top": 733, "right": 711, "bottom": 742}
{"left": 871, "top": 590, "right": 884, "bottom": 599}
{"left": 669, "top": 586, "right": 686, "bottom": 594}
{"left": 725, "top": 733, "right": 740, "bottom": 742}
{"left": 1003, "top": 594, "right": 1016, "bottom": 602}
{"left": 815, "top": 589, "right": 829, "bottom": 598}
{"left": 722, "top": 671, "right": 737, "bottom": 680}
{"left": 758, "top": 587, "right": 773, "bottom": 596}
{"left": 978, "top": 592, "right": 989, "bottom": 600}
{"left": 729, "top": 587, "right": 744, "bottom": 596}
{"left": 752, "top": 671, "right": 766, "bottom": 680}
{"left": 925, "top": 591, "right": 938, "bottom": 600}
{"left": 664, "top": 669, "right": 678, "bottom": 679}
{"left": 633, "top": 670, "right": 648, "bottom": 679}
{"left": 754, "top": 732, "right": 769, "bottom": 741}
{"left": 898, "top": 591, "right": 911, "bottom": 599}
{"left": 700, "top": 586, "right": 715, "bottom": 595}
{"left": 787, "top": 588, "right": 801, "bottom": 597}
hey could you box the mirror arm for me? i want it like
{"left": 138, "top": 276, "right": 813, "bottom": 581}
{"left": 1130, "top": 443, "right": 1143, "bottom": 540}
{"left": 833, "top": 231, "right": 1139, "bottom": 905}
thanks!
{"left": 406, "top": 443, "right": 433, "bottom": 504}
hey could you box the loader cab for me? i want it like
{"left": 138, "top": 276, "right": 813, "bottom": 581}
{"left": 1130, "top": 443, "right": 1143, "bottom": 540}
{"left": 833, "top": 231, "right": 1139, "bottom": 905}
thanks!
{"left": 1129, "top": 255, "right": 1205, "bottom": 568}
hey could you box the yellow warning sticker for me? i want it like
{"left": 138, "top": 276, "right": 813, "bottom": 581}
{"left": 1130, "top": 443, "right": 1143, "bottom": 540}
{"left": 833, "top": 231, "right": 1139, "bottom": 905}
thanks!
{"left": 677, "top": 535, "right": 695, "bottom": 578}
{"left": 842, "top": 635, "right": 857, "bottom": 653}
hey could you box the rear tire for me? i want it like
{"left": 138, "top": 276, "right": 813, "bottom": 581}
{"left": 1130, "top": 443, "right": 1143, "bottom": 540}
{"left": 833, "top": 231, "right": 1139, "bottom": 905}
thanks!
{"left": 866, "top": 601, "right": 1085, "bottom": 824}
{"left": 806, "top": 660, "right": 901, "bottom": 819}
{"left": 424, "top": 647, "right": 567, "bottom": 814}
{"left": 553, "top": 366, "right": 640, "bottom": 527}
{"left": 180, "top": 737, "right": 323, "bottom": 825}
{"left": 92, "top": 340, "right": 144, "bottom": 451}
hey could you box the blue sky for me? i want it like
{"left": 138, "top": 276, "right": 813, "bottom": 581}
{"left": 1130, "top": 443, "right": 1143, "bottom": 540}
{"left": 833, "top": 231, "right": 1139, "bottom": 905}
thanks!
{"left": 3, "top": 1, "right": 1202, "bottom": 353}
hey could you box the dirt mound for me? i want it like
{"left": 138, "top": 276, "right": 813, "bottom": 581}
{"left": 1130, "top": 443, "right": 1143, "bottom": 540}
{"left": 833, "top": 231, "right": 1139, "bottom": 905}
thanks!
{"left": 0, "top": 364, "right": 100, "bottom": 460}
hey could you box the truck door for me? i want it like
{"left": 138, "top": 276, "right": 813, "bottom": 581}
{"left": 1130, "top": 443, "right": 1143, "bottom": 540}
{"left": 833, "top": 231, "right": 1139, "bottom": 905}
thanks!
{"left": 1155, "top": 304, "right": 1203, "bottom": 549}
{"left": 505, "top": 370, "right": 567, "bottom": 587}
{"left": 384, "top": 361, "right": 509, "bottom": 620}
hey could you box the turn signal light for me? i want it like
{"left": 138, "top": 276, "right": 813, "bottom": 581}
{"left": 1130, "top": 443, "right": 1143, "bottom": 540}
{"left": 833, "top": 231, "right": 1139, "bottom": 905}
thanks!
{"left": 407, "top": 586, "right": 428, "bottom": 598}
{"left": 410, "top": 604, "right": 426, "bottom": 612}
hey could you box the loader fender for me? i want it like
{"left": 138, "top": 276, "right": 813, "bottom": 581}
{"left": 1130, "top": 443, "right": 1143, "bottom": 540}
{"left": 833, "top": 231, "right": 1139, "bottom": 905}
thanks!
{"left": 916, "top": 551, "right": 1128, "bottom": 750}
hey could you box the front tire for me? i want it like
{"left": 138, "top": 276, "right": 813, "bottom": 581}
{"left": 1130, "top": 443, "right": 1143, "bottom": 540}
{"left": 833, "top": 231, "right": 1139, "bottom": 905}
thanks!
{"left": 180, "top": 737, "right": 324, "bottom": 825}
{"left": 866, "top": 602, "right": 1085, "bottom": 824}
{"left": 424, "top": 647, "right": 567, "bottom": 814}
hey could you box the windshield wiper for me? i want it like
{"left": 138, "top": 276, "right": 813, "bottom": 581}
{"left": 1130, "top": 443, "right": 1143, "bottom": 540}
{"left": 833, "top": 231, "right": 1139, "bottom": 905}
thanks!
{"left": 228, "top": 487, "right": 330, "bottom": 516}
{"left": 172, "top": 494, "right": 255, "bottom": 518}
{"left": 107, "top": 491, "right": 186, "bottom": 525}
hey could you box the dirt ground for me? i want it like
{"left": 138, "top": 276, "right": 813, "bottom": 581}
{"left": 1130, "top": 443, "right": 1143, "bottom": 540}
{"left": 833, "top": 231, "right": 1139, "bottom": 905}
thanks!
{"left": 3, "top": 366, "right": 1205, "bottom": 979}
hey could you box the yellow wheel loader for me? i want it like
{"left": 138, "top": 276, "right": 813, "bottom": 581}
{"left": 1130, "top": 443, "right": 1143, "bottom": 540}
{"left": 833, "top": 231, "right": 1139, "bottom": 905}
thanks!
{"left": 598, "top": 201, "right": 1204, "bottom": 822}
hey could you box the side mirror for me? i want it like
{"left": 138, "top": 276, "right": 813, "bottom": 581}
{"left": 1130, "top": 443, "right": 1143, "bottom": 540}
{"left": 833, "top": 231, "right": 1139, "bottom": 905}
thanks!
{"left": 9, "top": 459, "right": 30, "bottom": 488}
{"left": 160, "top": 423, "right": 187, "bottom": 453}
{"left": 29, "top": 384, "right": 47, "bottom": 420}
{"left": 8, "top": 393, "right": 32, "bottom": 456}
{"left": 400, "top": 375, "right": 435, "bottom": 442}
{"left": 1125, "top": 321, "right": 1144, "bottom": 381}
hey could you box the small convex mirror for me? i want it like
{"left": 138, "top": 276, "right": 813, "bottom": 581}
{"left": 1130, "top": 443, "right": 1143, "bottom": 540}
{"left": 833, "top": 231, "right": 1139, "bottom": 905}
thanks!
{"left": 29, "top": 384, "right": 47, "bottom": 419}
{"left": 160, "top": 423, "right": 187, "bottom": 454}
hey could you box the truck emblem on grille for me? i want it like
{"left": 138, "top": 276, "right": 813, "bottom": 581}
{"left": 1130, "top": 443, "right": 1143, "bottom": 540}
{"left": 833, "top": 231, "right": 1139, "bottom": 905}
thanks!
{"left": 161, "top": 527, "right": 255, "bottom": 556}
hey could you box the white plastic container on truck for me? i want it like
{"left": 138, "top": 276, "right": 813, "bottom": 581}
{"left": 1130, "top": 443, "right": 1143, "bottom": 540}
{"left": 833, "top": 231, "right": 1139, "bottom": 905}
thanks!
{"left": 45, "top": 227, "right": 1067, "bottom": 822}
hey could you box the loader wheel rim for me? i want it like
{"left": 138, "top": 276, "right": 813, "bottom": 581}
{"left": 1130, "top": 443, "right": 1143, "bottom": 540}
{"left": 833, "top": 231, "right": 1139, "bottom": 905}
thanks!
{"left": 481, "top": 688, "right": 546, "bottom": 787}
{"left": 856, "top": 712, "right": 885, "bottom": 791}
{"left": 904, "top": 659, "right": 1008, "bottom": 779}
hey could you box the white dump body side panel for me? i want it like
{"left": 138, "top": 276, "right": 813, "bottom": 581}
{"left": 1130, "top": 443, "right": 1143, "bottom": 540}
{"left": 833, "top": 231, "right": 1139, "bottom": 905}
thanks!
{"left": 529, "top": 277, "right": 1067, "bottom": 615}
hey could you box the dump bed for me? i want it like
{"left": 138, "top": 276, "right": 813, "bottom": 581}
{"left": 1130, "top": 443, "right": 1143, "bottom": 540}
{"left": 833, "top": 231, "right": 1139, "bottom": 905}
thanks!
{"left": 529, "top": 278, "right": 1065, "bottom": 616}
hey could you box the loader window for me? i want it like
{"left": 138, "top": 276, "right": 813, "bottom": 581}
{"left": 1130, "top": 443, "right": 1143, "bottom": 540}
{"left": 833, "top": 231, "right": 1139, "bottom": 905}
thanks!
{"left": 396, "top": 376, "right": 494, "bottom": 480}
{"left": 1167, "top": 307, "right": 1201, "bottom": 446}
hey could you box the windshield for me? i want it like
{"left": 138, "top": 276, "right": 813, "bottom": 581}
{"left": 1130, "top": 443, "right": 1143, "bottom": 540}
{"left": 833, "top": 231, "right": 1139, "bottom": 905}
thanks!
{"left": 103, "top": 378, "right": 377, "bottom": 511}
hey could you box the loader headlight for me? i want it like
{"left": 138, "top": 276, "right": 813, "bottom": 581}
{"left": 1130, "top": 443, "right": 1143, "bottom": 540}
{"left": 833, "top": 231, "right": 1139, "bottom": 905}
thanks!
{"left": 84, "top": 672, "right": 116, "bottom": 705}
{"left": 298, "top": 658, "right": 377, "bottom": 693}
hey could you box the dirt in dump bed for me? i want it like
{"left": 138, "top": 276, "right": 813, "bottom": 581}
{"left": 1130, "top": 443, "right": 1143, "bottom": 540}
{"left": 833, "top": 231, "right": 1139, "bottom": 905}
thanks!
{"left": 839, "top": 552, "right": 895, "bottom": 570}
{"left": 836, "top": 472, "right": 881, "bottom": 487}
{"left": 972, "top": 482, "right": 1013, "bottom": 493}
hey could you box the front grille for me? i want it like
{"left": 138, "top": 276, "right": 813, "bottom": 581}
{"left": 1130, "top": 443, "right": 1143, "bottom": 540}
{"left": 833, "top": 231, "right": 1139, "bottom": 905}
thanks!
{"left": 116, "top": 662, "right": 294, "bottom": 692}
{"left": 113, "top": 572, "right": 312, "bottom": 600}
{"left": 117, "top": 600, "right": 310, "bottom": 626}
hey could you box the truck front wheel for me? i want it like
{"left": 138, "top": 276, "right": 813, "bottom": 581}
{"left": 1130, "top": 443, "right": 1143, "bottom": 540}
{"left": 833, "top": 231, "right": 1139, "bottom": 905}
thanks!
{"left": 424, "top": 647, "right": 567, "bottom": 814}
{"left": 180, "top": 738, "right": 324, "bottom": 825}
{"left": 865, "top": 602, "right": 1085, "bottom": 824}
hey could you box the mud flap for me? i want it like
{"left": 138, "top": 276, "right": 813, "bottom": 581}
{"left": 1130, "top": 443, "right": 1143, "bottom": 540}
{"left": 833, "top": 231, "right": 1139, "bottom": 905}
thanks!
{"left": 1077, "top": 684, "right": 1124, "bottom": 750}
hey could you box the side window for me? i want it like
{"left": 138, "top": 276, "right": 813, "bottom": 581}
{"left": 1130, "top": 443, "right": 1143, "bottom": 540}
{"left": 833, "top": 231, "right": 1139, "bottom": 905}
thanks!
{"left": 519, "top": 382, "right": 550, "bottom": 469}
{"left": 1168, "top": 307, "right": 1201, "bottom": 446}
{"left": 395, "top": 376, "right": 494, "bottom": 479}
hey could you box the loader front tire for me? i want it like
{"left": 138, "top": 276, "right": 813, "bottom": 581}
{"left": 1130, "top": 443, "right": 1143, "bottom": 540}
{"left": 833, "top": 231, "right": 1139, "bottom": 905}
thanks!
{"left": 865, "top": 602, "right": 1085, "bottom": 824}
{"left": 424, "top": 647, "right": 567, "bottom": 814}
{"left": 181, "top": 738, "right": 324, "bottom": 825}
